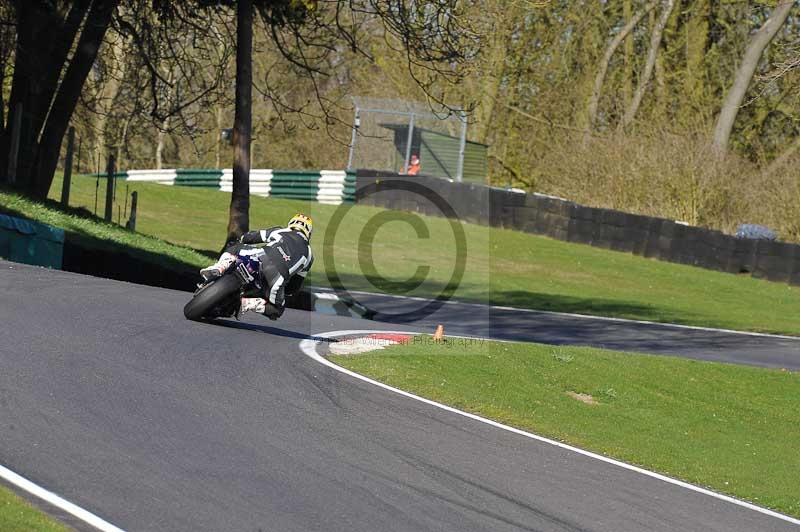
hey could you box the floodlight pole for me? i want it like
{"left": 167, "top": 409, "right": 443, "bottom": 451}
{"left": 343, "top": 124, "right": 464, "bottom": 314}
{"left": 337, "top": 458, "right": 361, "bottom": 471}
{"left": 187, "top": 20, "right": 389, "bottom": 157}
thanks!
{"left": 347, "top": 107, "right": 360, "bottom": 170}
{"left": 403, "top": 113, "right": 415, "bottom": 174}
{"left": 456, "top": 110, "right": 467, "bottom": 182}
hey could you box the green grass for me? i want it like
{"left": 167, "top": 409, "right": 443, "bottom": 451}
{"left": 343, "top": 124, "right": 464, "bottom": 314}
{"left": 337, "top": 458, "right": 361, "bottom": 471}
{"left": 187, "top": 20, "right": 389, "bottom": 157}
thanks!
{"left": 330, "top": 338, "right": 800, "bottom": 517}
{"left": 44, "top": 173, "right": 800, "bottom": 334}
{"left": 1, "top": 185, "right": 210, "bottom": 273}
{"left": 0, "top": 485, "right": 68, "bottom": 531}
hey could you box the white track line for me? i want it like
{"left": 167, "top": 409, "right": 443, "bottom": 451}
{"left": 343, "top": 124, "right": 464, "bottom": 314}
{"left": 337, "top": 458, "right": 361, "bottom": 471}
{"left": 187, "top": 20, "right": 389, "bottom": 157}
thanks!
{"left": 0, "top": 464, "right": 124, "bottom": 532}
{"left": 309, "top": 287, "right": 800, "bottom": 341}
{"left": 299, "top": 329, "right": 800, "bottom": 527}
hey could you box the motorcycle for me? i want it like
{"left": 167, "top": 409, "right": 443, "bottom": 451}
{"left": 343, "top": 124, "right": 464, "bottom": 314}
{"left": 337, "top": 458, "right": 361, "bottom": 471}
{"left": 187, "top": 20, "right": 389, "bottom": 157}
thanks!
{"left": 183, "top": 248, "right": 265, "bottom": 321}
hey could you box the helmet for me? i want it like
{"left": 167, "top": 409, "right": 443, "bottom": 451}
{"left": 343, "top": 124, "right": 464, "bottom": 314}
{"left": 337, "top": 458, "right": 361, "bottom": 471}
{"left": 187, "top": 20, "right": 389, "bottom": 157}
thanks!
{"left": 288, "top": 213, "right": 313, "bottom": 240}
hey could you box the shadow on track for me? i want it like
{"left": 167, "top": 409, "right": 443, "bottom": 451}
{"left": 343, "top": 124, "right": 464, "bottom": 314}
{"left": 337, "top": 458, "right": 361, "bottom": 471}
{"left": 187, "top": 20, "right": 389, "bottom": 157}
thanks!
{"left": 205, "top": 317, "right": 331, "bottom": 343}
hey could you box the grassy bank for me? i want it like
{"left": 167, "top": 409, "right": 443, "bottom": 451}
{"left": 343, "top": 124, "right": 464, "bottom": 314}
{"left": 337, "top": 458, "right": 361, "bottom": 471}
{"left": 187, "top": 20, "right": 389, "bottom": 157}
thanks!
{"left": 0, "top": 486, "right": 68, "bottom": 531}
{"left": 1, "top": 187, "right": 210, "bottom": 272}
{"left": 330, "top": 338, "right": 800, "bottom": 517}
{"left": 44, "top": 173, "right": 800, "bottom": 334}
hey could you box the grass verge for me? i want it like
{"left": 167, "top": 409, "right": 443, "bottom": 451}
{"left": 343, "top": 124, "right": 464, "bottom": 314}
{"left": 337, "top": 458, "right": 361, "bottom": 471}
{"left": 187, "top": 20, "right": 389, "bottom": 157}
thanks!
{"left": 330, "top": 338, "right": 800, "bottom": 517}
{"left": 1, "top": 186, "right": 210, "bottom": 272}
{"left": 45, "top": 173, "right": 800, "bottom": 334}
{"left": 0, "top": 485, "right": 69, "bottom": 531}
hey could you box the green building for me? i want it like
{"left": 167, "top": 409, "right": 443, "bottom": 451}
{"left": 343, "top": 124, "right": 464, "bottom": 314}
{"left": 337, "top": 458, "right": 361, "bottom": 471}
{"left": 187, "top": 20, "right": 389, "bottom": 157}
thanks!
{"left": 382, "top": 124, "right": 488, "bottom": 183}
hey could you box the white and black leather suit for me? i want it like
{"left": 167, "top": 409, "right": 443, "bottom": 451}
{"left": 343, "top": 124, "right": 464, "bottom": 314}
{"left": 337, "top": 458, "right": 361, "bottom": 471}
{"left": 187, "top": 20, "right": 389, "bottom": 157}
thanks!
{"left": 226, "top": 227, "right": 313, "bottom": 313}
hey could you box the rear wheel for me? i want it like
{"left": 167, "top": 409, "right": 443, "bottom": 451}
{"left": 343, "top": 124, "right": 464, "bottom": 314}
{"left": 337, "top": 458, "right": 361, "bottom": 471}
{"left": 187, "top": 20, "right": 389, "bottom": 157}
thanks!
{"left": 183, "top": 274, "right": 242, "bottom": 321}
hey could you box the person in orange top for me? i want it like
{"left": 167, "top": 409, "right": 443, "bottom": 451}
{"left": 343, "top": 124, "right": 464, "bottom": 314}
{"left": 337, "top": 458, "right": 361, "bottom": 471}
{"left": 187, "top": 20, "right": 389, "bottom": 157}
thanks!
{"left": 407, "top": 153, "right": 421, "bottom": 175}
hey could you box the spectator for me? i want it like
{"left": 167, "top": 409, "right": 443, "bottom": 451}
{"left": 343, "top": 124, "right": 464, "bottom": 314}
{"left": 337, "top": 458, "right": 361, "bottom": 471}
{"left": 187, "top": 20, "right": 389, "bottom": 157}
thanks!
{"left": 407, "top": 153, "right": 421, "bottom": 176}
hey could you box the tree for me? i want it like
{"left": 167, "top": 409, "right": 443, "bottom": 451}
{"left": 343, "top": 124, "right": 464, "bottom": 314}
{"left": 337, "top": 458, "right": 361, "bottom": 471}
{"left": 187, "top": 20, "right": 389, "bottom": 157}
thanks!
{"left": 227, "top": 0, "right": 253, "bottom": 242}
{"left": 1, "top": 0, "right": 120, "bottom": 198}
{"left": 620, "top": 0, "right": 677, "bottom": 129}
{"left": 585, "top": 0, "right": 658, "bottom": 140}
{"left": 712, "top": 0, "right": 795, "bottom": 153}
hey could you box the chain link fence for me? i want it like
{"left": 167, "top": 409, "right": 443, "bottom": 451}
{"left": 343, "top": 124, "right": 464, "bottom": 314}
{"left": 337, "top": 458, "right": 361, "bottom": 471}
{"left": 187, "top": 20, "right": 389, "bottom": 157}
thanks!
{"left": 346, "top": 97, "right": 472, "bottom": 181}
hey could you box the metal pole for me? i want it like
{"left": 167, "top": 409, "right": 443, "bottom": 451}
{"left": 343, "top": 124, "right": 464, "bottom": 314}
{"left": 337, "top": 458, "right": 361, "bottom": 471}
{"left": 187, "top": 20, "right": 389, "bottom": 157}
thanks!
{"left": 403, "top": 114, "right": 415, "bottom": 174}
{"left": 60, "top": 126, "right": 75, "bottom": 206}
{"left": 346, "top": 107, "right": 359, "bottom": 170}
{"left": 104, "top": 154, "right": 115, "bottom": 222}
{"left": 456, "top": 110, "right": 467, "bottom": 182}
{"left": 6, "top": 103, "right": 22, "bottom": 185}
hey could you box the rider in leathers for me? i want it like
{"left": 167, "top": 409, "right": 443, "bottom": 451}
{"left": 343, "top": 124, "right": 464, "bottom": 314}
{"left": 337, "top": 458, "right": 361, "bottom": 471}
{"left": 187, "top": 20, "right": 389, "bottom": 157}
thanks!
{"left": 200, "top": 214, "right": 314, "bottom": 320}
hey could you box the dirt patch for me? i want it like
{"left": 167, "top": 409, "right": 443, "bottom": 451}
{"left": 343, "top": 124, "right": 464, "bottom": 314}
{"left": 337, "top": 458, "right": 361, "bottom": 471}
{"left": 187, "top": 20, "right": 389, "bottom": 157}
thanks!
{"left": 566, "top": 391, "right": 598, "bottom": 405}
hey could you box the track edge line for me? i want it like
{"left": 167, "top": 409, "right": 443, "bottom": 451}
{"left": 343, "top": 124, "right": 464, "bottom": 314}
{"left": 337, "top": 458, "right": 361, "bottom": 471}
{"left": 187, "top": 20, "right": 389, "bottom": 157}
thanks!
{"left": 0, "top": 464, "right": 125, "bottom": 532}
{"left": 299, "top": 329, "right": 800, "bottom": 527}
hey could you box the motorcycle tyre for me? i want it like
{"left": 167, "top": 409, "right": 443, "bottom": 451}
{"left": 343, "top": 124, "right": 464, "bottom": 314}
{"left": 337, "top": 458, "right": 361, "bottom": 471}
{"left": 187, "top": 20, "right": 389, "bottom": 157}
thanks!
{"left": 183, "top": 274, "right": 242, "bottom": 321}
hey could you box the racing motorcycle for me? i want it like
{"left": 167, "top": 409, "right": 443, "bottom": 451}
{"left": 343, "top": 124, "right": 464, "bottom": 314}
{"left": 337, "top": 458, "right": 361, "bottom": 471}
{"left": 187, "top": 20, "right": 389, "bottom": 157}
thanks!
{"left": 183, "top": 248, "right": 264, "bottom": 321}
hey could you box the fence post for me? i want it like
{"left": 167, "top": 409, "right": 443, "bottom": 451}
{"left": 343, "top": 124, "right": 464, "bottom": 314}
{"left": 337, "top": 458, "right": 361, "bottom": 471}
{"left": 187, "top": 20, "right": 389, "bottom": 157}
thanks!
{"left": 104, "top": 154, "right": 115, "bottom": 222}
{"left": 403, "top": 113, "right": 415, "bottom": 174}
{"left": 456, "top": 110, "right": 467, "bottom": 182}
{"left": 126, "top": 191, "right": 138, "bottom": 231}
{"left": 60, "top": 126, "right": 75, "bottom": 206}
{"left": 6, "top": 102, "right": 22, "bottom": 185}
{"left": 346, "top": 107, "right": 360, "bottom": 171}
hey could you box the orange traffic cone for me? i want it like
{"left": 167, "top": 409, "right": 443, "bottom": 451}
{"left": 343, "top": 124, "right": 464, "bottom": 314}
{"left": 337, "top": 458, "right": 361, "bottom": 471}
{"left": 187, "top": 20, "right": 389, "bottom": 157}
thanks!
{"left": 433, "top": 324, "right": 445, "bottom": 342}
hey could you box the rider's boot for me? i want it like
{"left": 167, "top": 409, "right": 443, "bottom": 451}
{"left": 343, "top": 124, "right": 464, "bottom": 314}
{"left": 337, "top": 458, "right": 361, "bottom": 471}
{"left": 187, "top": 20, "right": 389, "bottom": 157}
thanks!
{"left": 240, "top": 297, "right": 266, "bottom": 314}
{"left": 200, "top": 252, "right": 236, "bottom": 281}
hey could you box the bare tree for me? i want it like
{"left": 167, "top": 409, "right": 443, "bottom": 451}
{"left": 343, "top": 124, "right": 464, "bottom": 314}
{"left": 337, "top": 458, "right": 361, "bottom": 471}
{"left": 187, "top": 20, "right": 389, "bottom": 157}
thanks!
{"left": 585, "top": 0, "right": 658, "bottom": 141}
{"left": 620, "top": 0, "right": 676, "bottom": 129}
{"left": 712, "top": 1, "right": 795, "bottom": 153}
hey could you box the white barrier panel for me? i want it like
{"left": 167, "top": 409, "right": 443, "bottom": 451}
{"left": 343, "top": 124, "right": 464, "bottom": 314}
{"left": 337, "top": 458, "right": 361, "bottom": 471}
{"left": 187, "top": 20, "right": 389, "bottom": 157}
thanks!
{"left": 126, "top": 169, "right": 178, "bottom": 185}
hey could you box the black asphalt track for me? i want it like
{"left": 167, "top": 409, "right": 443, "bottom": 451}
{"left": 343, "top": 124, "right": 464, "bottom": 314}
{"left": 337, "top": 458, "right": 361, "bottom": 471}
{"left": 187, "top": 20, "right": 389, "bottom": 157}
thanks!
{"left": 312, "top": 288, "right": 800, "bottom": 370}
{"left": 1, "top": 261, "right": 797, "bottom": 531}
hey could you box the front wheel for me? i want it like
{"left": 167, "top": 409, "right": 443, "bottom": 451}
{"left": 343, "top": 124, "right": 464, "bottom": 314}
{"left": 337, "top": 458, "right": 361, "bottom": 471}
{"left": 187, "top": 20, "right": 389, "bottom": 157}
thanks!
{"left": 183, "top": 274, "right": 242, "bottom": 321}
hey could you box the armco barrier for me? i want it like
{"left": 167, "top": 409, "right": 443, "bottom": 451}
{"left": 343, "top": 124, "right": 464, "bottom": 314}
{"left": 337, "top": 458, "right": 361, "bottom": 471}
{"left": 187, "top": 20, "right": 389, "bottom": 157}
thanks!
{"left": 121, "top": 168, "right": 355, "bottom": 205}
{"left": 0, "top": 214, "right": 64, "bottom": 269}
{"left": 355, "top": 171, "right": 800, "bottom": 287}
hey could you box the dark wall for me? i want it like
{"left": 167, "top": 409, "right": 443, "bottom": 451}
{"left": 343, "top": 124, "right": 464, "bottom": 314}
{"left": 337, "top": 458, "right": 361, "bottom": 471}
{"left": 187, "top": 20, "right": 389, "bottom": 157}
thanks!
{"left": 355, "top": 171, "right": 800, "bottom": 286}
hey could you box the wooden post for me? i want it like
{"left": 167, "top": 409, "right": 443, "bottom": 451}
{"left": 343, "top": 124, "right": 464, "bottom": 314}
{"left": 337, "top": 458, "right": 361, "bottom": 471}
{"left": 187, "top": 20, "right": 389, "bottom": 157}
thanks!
{"left": 61, "top": 126, "right": 75, "bottom": 206}
{"left": 126, "top": 191, "right": 138, "bottom": 231}
{"left": 104, "top": 154, "right": 115, "bottom": 222}
{"left": 6, "top": 102, "right": 22, "bottom": 185}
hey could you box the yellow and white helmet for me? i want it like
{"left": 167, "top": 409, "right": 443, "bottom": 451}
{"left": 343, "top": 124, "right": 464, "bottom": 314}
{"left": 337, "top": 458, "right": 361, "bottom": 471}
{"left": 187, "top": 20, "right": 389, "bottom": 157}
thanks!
{"left": 288, "top": 213, "right": 313, "bottom": 240}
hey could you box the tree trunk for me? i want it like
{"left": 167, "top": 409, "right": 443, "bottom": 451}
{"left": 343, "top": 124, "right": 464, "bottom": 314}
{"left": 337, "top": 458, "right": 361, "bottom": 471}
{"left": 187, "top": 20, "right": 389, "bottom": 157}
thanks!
{"left": 683, "top": 0, "right": 710, "bottom": 111}
{"left": 623, "top": 0, "right": 634, "bottom": 108}
{"left": 712, "top": 1, "right": 794, "bottom": 153}
{"left": 226, "top": 0, "right": 253, "bottom": 244}
{"left": 155, "top": 115, "right": 170, "bottom": 169}
{"left": 585, "top": 0, "right": 658, "bottom": 141}
{"left": 215, "top": 105, "right": 222, "bottom": 169}
{"left": 3, "top": 1, "right": 91, "bottom": 192}
{"left": 32, "top": 0, "right": 118, "bottom": 199}
{"left": 621, "top": 0, "right": 677, "bottom": 129}
{"left": 116, "top": 113, "right": 132, "bottom": 169}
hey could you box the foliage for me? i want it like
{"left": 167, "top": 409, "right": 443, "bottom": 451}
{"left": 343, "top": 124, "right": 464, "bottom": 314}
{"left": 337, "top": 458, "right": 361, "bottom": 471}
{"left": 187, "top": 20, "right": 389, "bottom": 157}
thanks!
{"left": 2, "top": 1, "right": 799, "bottom": 238}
